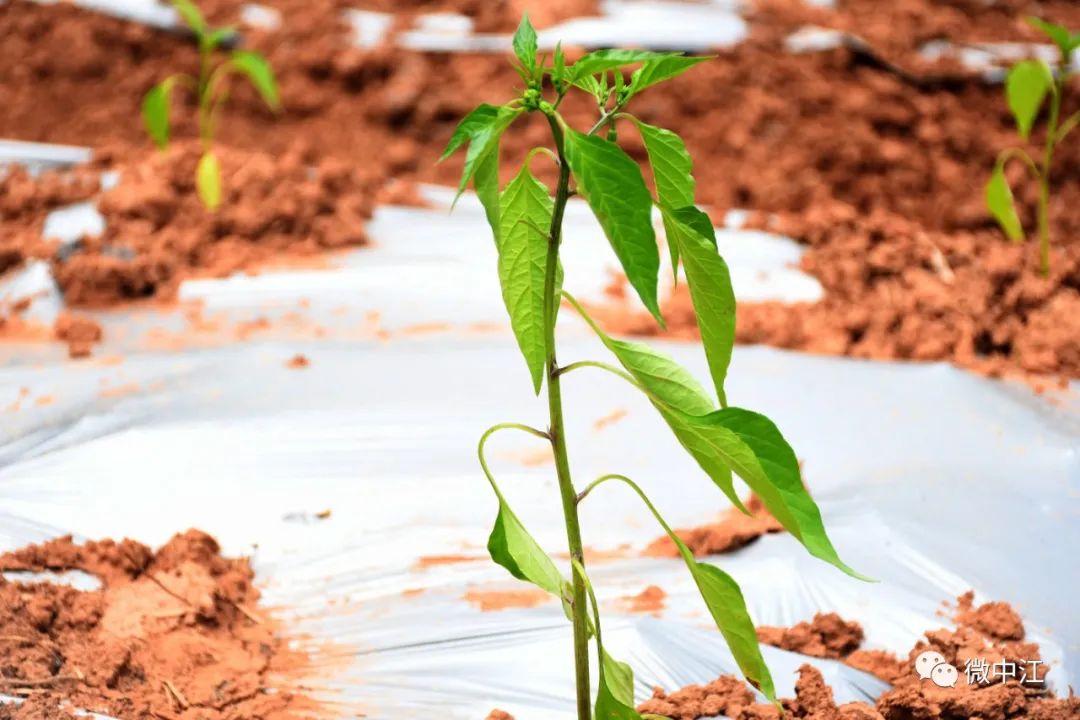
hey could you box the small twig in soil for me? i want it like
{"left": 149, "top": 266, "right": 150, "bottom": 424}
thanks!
{"left": 0, "top": 674, "right": 84, "bottom": 689}
{"left": 163, "top": 679, "right": 190, "bottom": 710}
{"left": 231, "top": 600, "right": 263, "bottom": 625}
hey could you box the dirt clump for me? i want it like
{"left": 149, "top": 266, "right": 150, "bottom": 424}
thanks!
{"left": 638, "top": 593, "right": 1076, "bottom": 720}
{"left": 50, "top": 142, "right": 375, "bottom": 307}
{"left": 0, "top": 530, "right": 321, "bottom": 720}
{"left": 619, "top": 585, "right": 667, "bottom": 615}
{"left": 758, "top": 613, "right": 865, "bottom": 660}
{"left": 286, "top": 353, "right": 310, "bottom": 369}
{"left": 645, "top": 494, "right": 782, "bottom": 557}
{"left": 52, "top": 312, "right": 102, "bottom": 358}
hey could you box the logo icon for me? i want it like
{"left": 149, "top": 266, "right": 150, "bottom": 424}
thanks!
{"left": 915, "top": 650, "right": 958, "bottom": 688}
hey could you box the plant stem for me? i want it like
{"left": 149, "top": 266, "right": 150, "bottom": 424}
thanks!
{"left": 1038, "top": 76, "right": 1063, "bottom": 278}
{"left": 543, "top": 112, "right": 591, "bottom": 720}
{"left": 197, "top": 44, "right": 212, "bottom": 151}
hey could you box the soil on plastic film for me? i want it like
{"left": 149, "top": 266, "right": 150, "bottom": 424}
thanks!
{"left": 1, "top": 0, "right": 1079, "bottom": 377}
{"left": 0, "top": 531, "right": 328, "bottom": 720}
{"left": 486, "top": 592, "right": 1078, "bottom": 720}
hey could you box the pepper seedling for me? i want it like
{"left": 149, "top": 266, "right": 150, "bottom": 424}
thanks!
{"left": 986, "top": 17, "right": 1080, "bottom": 277}
{"left": 444, "top": 16, "right": 868, "bottom": 720}
{"left": 141, "top": 0, "right": 280, "bottom": 210}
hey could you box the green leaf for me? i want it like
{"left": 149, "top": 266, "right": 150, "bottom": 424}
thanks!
{"left": 196, "top": 151, "right": 222, "bottom": 210}
{"left": 635, "top": 120, "right": 695, "bottom": 209}
{"left": 662, "top": 206, "right": 735, "bottom": 406}
{"left": 512, "top": 14, "right": 538, "bottom": 77}
{"left": 142, "top": 79, "right": 174, "bottom": 149}
{"left": 488, "top": 500, "right": 565, "bottom": 598}
{"left": 172, "top": 0, "right": 206, "bottom": 35}
{"left": 440, "top": 104, "right": 499, "bottom": 161}
{"left": 563, "top": 129, "right": 662, "bottom": 324}
{"left": 456, "top": 106, "right": 522, "bottom": 201}
{"left": 1027, "top": 17, "right": 1080, "bottom": 57}
{"left": 230, "top": 50, "right": 280, "bottom": 110}
{"left": 498, "top": 164, "right": 554, "bottom": 394}
{"left": 553, "top": 42, "right": 566, "bottom": 87}
{"left": 602, "top": 650, "right": 636, "bottom": 708}
{"left": 681, "top": 407, "right": 869, "bottom": 581}
{"left": 570, "top": 49, "right": 672, "bottom": 82}
{"left": 590, "top": 332, "right": 745, "bottom": 511}
{"left": 573, "top": 73, "right": 603, "bottom": 98}
{"left": 633, "top": 118, "right": 695, "bottom": 278}
{"left": 630, "top": 55, "right": 711, "bottom": 96}
{"left": 595, "top": 677, "right": 643, "bottom": 720}
{"left": 475, "top": 148, "right": 502, "bottom": 246}
{"left": 692, "top": 561, "right": 776, "bottom": 701}
{"left": 986, "top": 164, "right": 1024, "bottom": 242}
{"left": 1006, "top": 60, "right": 1053, "bottom": 140}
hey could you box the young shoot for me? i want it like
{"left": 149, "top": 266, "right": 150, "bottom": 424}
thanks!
{"left": 986, "top": 17, "right": 1080, "bottom": 277}
{"left": 445, "top": 16, "right": 868, "bottom": 720}
{"left": 141, "top": 0, "right": 280, "bottom": 210}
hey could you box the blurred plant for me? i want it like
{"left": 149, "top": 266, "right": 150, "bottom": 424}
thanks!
{"left": 141, "top": 0, "right": 279, "bottom": 210}
{"left": 986, "top": 17, "right": 1080, "bottom": 277}
{"left": 445, "top": 16, "right": 867, "bottom": 720}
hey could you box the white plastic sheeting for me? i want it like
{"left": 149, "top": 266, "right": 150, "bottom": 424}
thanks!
{"left": 1, "top": 157, "right": 1078, "bottom": 718}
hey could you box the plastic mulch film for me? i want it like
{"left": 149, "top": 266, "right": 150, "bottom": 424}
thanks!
{"left": 1, "top": 166, "right": 1078, "bottom": 718}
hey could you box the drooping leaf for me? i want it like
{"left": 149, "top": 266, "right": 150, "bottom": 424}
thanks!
{"left": 142, "top": 79, "right": 175, "bottom": 149}
{"left": 584, "top": 330, "right": 745, "bottom": 511}
{"left": 230, "top": 50, "right": 280, "bottom": 110}
{"left": 630, "top": 55, "right": 711, "bottom": 96}
{"left": 1006, "top": 60, "right": 1053, "bottom": 140}
{"left": 986, "top": 164, "right": 1024, "bottom": 242}
{"left": 196, "top": 150, "right": 222, "bottom": 210}
{"left": 602, "top": 650, "right": 636, "bottom": 708}
{"left": 475, "top": 148, "right": 502, "bottom": 246}
{"left": 512, "top": 14, "right": 538, "bottom": 77}
{"left": 595, "top": 676, "right": 643, "bottom": 720}
{"left": 488, "top": 500, "right": 565, "bottom": 598}
{"left": 498, "top": 164, "right": 554, "bottom": 394}
{"left": 563, "top": 129, "right": 662, "bottom": 324}
{"left": 570, "top": 49, "right": 672, "bottom": 82}
{"left": 172, "top": 0, "right": 206, "bottom": 35}
{"left": 440, "top": 104, "right": 499, "bottom": 161}
{"left": 662, "top": 206, "right": 735, "bottom": 406}
{"left": 678, "top": 407, "right": 869, "bottom": 580}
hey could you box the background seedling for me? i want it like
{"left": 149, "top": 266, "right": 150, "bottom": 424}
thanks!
{"left": 986, "top": 17, "right": 1080, "bottom": 277}
{"left": 445, "top": 16, "right": 868, "bottom": 720}
{"left": 141, "top": 0, "right": 280, "bottom": 210}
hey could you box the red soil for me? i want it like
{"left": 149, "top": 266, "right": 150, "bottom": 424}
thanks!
{"left": 0, "top": 531, "right": 324, "bottom": 720}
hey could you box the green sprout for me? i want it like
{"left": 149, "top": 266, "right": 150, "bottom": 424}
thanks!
{"left": 141, "top": 0, "right": 280, "bottom": 210}
{"left": 444, "top": 16, "right": 868, "bottom": 720}
{"left": 986, "top": 17, "right": 1080, "bottom": 277}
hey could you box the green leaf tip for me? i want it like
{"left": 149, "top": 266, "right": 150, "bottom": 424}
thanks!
{"left": 487, "top": 500, "right": 565, "bottom": 598}
{"left": 986, "top": 164, "right": 1024, "bottom": 242}
{"left": 230, "top": 50, "right": 280, "bottom": 111}
{"left": 512, "top": 14, "right": 539, "bottom": 77}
